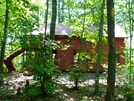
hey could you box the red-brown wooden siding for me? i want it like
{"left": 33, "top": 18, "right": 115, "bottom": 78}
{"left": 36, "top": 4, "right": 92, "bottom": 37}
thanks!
{"left": 55, "top": 35, "right": 125, "bottom": 72}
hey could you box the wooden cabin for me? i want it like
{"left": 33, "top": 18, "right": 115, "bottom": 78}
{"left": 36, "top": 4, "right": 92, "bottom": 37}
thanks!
{"left": 4, "top": 24, "right": 127, "bottom": 72}
{"left": 51, "top": 24, "right": 127, "bottom": 72}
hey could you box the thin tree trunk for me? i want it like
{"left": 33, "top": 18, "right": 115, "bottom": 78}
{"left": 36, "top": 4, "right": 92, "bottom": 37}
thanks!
{"left": 58, "top": 0, "right": 61, "bottom": 23}
{"left": 44, "top": 0, "right": 49, "bottom": 37}
{"left": 128, "top": 0, "right": 132, "bottom": 82}
{"left": 50, "top": 0, "right": 57, "bottom": 40}
{"left": 94, "top": 0, "right": 105, "bottom": 94}
{"left": 75, "top": 0, "right": 86, "bottom": 90}
{"left": 61, "top": 0, "right": 64, "bottom": 22}
{"left": 42, "top": 0, "right": 57, "bottom": 95}
{"left": 68, "top": 7, "right": 71, "bottom": 20}
{"left": 0, "top": 0, "right": 9, "bottom": 71}
{"left": 42, "top": 0, "right": 49, "bottom": 96}
{"left": 77, "top": 3, "right": 86, "bottom": 61}
{"left": 105, "top": 0, "right": 115, "bottom": 100}
{"left": 0, "top": 0, "right": 9, "bottom": 86}
{"left": 49, "top": 0, "right": 57, "bottom": 63}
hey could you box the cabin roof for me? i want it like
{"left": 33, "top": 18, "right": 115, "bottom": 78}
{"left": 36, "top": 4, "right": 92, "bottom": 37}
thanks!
{"left": 114, "top": 25, "right": 127, "bottom": 38}
{"left": 88, "top": 25, "right": 127, "bottom": 38}
{"left": 32, "top": 23, "right": 127, "bottom": 38}
{"left": 32, "top": 23, "right": 72, "bottom": 35}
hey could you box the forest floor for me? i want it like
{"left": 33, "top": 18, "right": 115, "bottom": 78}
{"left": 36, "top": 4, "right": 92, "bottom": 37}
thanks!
{"left": 0, "top": 72, "right": 128, "bottom": 101}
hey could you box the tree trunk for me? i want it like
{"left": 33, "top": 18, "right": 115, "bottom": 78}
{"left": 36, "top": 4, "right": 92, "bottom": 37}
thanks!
{"left": 128, "top": 0, "right": 133, "bottom": 82}
{"left": 58, "top": 0, "right": 61, "bottom": 23}
{"left": 50, "top": 0, "right": 57, "bottom": 40}
{"left": 75, "top": 0, "right": 86, "bottom": 90}
{"left": 105, "top": 0, "right": 116, "bottom": 101}
{"left": 44, "top": 0, "right": 49, "bottom": 37}
{"left": 94, "top": 0, "right": 105, "bottom": 94}
{"left": 49, "top": 0, "right": 57, "bottom": 61}
{"left": 0, "top": 0, "right": 9, "bottom": 86}
{"left": 42, "top": 0, "right": 57, "bottom": 95}
{"left": 42, "top": 0, "right": 49, "bottom": 96}
{"left": 68, "top": 7, "right": 71, "bottom": 20}
{"left": 61, "top": 0, "right": 65, "bottom": 22}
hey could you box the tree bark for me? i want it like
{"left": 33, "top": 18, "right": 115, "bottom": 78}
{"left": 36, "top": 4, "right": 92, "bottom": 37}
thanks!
{"left": 49, "top": 0, "right": 57, "bottom": 62}
{"left": 44, "top": 0, "right": 49, "bottom": 37}
{"left": 128, "top": 0, "right": 133, "bottom": 82}
{"left": 61, "top": 0, "right": 65, "bottom": 22}
{"left": 58, "top": 0, "right": 61, "bottom": 23}
{"left": 0, "top": 0, "right": 9, "bottom": 86}
{"left": 105, "top": 0, "right": 116, "bottom": 101}
{"left": 50, "top": 0, "right": 57, "bottom": 40}
{"left": 94, "top": 0, "right": 105, "bottom": 94}
{"left": 74, "top": 0, "right": 86, "bottom": 90}
{"left": 68, "top": 7, "right": 71, "bottom": 20}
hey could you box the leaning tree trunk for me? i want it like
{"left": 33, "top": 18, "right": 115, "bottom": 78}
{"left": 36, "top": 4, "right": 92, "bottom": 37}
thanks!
{"left": 94, "top": 0, "right": 105, "bottom": 94}
{"left": 0, "top": 0, "right": 9, "bottom": 86}
{"left": 105, "top": 0, "right": 116, "bottom": 101}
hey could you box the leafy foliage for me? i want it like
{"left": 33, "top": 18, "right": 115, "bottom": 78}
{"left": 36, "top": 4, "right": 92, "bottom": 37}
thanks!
{"left": 21, "top": 33, "right": 59, "bottom": 96}
{"left": 0, "top": 0, "right": 134, "bottom": 100}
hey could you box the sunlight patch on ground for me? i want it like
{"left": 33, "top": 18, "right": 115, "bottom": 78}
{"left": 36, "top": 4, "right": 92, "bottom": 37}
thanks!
{"left": 1, "top": 72, "right": 128, "bottom": 101}
{"left": 55, "top": 89, "right": 63, "bottom": 92}
{"left": 80, "top": 80, "right": 95, "bottom": 87}
{"left": 64, "top": 97, "right": 74, "bottom": 101}
{"left": 3, "top": 73, "right": 34, "bottom": 94}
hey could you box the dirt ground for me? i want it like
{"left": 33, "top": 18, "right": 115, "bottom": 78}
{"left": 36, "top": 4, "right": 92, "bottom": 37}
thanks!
{"left": 0, "top": 72, "right": 126, "bottom": 101}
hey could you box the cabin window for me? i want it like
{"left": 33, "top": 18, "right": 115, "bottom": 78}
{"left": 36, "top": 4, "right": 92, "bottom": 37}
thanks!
{"left": 73, "top": 50, "right": 88, "bottom": 63}
{"left": 74, "top": 50, "right": 78, "bottom": 62}
{"left": 52, "top": 50, "right": 57, "bottom": 59}
{"left": 66, "top": 37, "right": 73, "bottom": 43}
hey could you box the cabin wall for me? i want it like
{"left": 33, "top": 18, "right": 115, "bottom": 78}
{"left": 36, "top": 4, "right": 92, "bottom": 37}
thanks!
{"left": 55, "top": 35, "right": 125, "bottom": 72}
{"left": 115, "top": 38, "right": 125, "bottom": 65}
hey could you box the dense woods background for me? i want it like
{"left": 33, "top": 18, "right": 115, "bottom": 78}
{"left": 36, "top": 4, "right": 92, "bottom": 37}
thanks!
{"left": 0, "top": 0, "right": 134, "bottom": 101}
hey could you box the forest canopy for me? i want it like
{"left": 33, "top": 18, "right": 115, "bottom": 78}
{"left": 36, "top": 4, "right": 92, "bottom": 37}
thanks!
{"left": 0, "top": 0, "right": 134, "bottom": 101}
